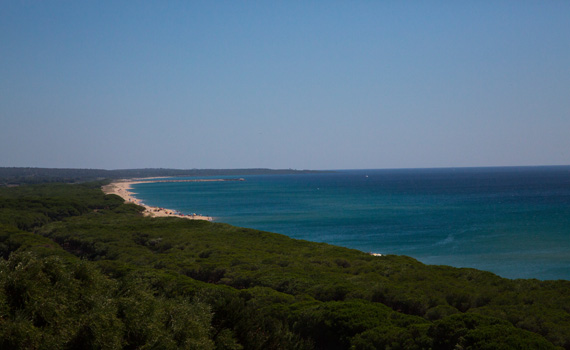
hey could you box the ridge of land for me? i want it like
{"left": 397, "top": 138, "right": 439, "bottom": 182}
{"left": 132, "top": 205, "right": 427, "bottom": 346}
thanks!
{"left": 0, "top": 167, "right": 329, "bottom": 185}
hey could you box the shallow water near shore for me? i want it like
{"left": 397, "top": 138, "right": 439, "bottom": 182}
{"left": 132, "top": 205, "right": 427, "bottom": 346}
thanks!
{"left": 131, "top": 166, "right": 570, "bottom": 280}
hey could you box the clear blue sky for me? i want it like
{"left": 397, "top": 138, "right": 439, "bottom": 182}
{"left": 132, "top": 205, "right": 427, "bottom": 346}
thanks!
{"left": 1, "top": 1, "right": 569, "bottom": 170}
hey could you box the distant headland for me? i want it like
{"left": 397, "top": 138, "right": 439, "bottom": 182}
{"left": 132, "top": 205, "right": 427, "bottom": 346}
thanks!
{"left": 0, "top": 167, "right": 330, "bottom": 186}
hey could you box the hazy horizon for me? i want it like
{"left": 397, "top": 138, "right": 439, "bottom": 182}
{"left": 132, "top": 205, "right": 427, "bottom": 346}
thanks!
{"left": 3, "top": 164, "right": 570, "bottom": 173}
{"left": 2, "top": 2, "right": 569, "bottom": 170}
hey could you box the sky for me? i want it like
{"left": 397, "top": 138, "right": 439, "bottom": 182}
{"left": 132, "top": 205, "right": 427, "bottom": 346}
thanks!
{"left": 1, "top": 1, "right": 569, "bottom": 170}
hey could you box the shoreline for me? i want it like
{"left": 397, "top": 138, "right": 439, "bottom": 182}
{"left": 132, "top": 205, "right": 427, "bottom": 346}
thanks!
{"left": 102, "top": 178, "right": 214, "bottom": 221}
{"left": 102, "top": 179, "right": 386, "bottom": 255}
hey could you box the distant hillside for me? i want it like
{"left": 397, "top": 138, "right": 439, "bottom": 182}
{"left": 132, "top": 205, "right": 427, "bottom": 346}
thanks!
{"left": 0, "top": 167, "right": 327, "bottom": 185}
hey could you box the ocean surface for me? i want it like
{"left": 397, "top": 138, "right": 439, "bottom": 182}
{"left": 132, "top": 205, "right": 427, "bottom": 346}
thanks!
{"left": 130, "top": 166, "right": 570, "bottom": 280}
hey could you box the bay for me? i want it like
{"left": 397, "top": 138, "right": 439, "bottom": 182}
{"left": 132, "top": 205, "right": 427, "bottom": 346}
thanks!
{"left": 131, "top": 166, "right": 570, "bottom": 280}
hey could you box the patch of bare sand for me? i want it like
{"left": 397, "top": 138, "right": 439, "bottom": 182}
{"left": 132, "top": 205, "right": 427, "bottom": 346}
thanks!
{"left": 102, "top": 179, "right": 212, "bottom": 221}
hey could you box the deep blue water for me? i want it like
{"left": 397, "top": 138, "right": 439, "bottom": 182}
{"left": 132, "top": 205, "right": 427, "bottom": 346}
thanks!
{"left": 131, "top": 166, "right": 570, "bottom": 280}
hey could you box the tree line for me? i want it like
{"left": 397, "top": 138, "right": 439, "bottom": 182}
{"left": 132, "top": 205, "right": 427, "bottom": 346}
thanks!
{"left": 0, "top": 182, "right": 568, "bottom": 349}
{"left": 0, "top": 167, "right": 326, "bottom": 186}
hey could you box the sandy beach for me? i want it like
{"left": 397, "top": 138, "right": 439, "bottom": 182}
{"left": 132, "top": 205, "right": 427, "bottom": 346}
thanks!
{"left": 102, "top": 179, "right": 213, "bottom": 221}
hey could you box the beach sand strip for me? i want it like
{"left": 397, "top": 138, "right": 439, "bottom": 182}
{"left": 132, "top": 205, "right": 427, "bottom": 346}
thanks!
{"left": 102, "top": 179, "right": 213, "bottom": 221}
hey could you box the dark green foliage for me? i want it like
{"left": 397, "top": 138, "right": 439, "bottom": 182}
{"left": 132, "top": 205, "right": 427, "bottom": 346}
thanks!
{"left": 0, "top": 251, "right": 124, "bottom": 349}
{"left": 199, "top": 287, "right": 311, "bottom": 350}
{"left": 0, "top": 182, "right": 128, "bottom": 231}
{"left": 428, "top": 314, "right": 558, "bottom": 350}
{"left": 351, "top": 324, "right": 432, "bottom": 350}
{"left": 115, "top": 277, "right": 214, "bottom": 349}
{"left": 0, "top": 252, "right": 214, "bottom": 349}
{"left": 290, "top": 300, "right": 427, "bottom": 350}
{"left": 1, "top": 182, "right": 569, "bottom": 349}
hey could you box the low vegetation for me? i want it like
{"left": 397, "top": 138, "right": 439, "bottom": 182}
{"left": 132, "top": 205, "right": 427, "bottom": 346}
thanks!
{"left": 1, "top": 182, "right": 569, "bottom": 349}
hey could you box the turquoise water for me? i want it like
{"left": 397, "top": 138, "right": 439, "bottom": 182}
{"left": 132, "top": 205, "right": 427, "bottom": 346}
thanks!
{"left": 131, "top": 167, "right": 570, "bottom": 280}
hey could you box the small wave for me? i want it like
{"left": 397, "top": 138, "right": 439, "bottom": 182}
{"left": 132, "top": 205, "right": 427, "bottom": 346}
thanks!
{"left": 435, "top": 234, "right": 454, "bottom": 246}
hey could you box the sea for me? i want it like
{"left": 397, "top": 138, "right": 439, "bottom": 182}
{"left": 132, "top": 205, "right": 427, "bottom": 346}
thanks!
{"left": 130, "top": 166, "right": 570, "bottom": 281}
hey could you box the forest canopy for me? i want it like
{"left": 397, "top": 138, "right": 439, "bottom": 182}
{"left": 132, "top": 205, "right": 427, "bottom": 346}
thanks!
{"left": 0, "top": 182, "right": 569, "bottom": 349}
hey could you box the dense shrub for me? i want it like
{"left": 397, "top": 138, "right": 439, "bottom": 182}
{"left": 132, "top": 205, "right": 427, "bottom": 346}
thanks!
{"left": 1, "top": 183, "right": 568, "bottom": 349}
